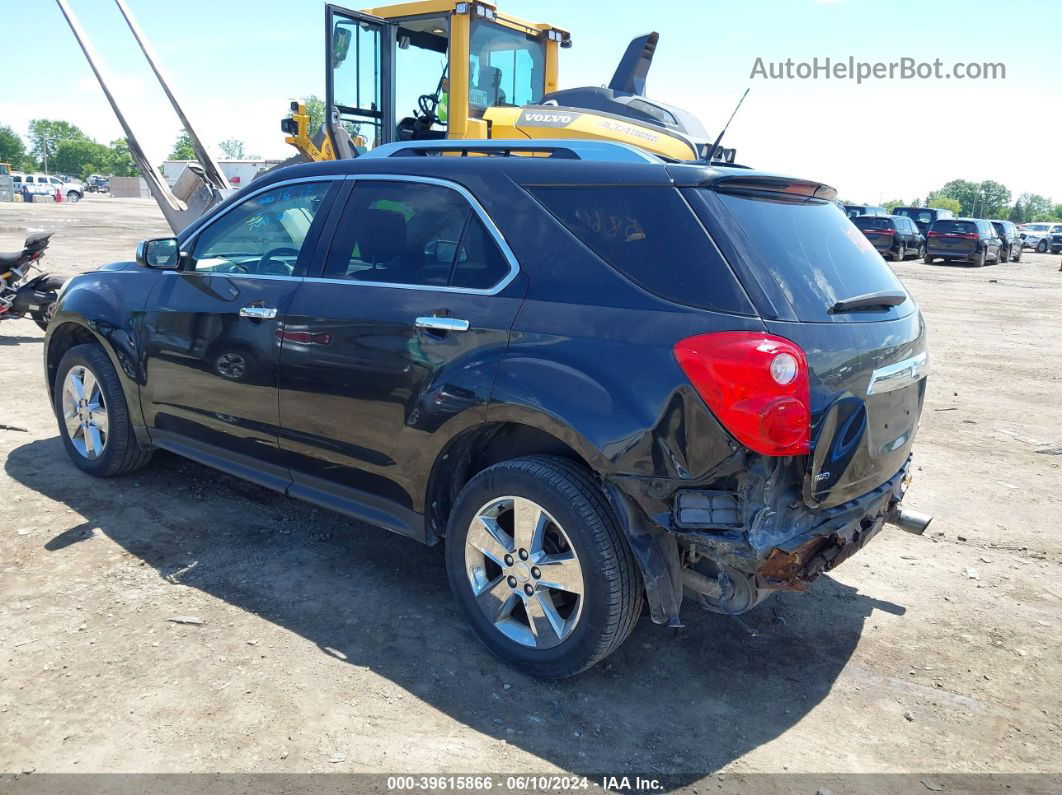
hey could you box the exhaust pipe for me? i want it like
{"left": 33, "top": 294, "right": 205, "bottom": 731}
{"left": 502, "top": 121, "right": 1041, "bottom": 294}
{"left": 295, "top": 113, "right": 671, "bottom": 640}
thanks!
{"left": 886, "top": 505, "right": 934, "bottom": 535}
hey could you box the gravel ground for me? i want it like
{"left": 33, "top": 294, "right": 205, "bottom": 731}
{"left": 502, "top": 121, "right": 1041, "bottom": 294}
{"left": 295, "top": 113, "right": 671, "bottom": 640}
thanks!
{"left": 1, "top": 196, "right": 1060, "bottom": 781}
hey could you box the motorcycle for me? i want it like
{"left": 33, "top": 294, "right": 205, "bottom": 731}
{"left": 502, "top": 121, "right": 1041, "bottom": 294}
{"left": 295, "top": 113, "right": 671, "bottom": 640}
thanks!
{"left": 0, "top": 231, "right": 66, "bottom": 331}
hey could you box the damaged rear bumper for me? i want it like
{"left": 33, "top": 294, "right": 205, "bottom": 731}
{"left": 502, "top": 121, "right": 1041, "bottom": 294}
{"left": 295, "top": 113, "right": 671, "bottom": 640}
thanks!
{"left": 606, "top": 457, "right": 928, "bottom": 622}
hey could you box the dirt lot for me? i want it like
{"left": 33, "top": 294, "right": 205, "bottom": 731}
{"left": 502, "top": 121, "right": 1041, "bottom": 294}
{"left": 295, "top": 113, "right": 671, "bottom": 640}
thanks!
{"left": 1, "top": 196, "right": 1060, "bottom": 781}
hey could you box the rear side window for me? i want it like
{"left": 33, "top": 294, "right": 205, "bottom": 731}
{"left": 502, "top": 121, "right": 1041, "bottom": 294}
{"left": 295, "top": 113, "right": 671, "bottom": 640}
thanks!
{"left": 530, "top": 186, "right": 753, "bottom": 314}
{"left": 854, "top": 217, "right": 892, "bottom": 230}
{"left": 709, "top": 190, "right": 908, "bottom": 322}
{"left": 931, "top": 220, "right": 977, "bottom": 235}
{"left": 325, "top": 181, "right": 511, "bottom": 290}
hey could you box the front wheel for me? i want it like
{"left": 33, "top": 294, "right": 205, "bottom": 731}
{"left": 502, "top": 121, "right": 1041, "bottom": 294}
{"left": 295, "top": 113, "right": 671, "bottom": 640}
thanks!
{"left": 445, "top": 456, "right": 642, "bottom": 678}
{"left": 65, "top": 191, "right": 80, "bottom": 203}
{"left": 53, "top": 344, "right": 152, "bottom": 477}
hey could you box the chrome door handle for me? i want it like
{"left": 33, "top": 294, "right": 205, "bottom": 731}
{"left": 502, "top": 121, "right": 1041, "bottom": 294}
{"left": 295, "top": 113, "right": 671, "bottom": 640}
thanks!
{"left": 239, "top": 305, "right": 277, "bottom": 319}
{"left": 415, "top": 316, "right": 470, "bottom": 333}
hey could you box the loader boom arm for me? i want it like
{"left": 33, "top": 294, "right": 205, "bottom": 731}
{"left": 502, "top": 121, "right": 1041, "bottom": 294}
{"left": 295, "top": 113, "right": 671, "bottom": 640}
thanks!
{"left": 54, "top": 0, "right": 232, "bottom": 233}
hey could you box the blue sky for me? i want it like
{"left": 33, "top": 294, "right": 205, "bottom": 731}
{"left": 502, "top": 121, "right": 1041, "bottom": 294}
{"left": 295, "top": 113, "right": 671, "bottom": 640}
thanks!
{"left": 2, "top": 0, "right": 1059, "bottom": 203}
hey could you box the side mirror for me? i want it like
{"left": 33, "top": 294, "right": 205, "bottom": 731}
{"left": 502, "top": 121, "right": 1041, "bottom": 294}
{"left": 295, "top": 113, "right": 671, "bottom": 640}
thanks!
{"left": 136, "top": 237, "right": 182, "bottom": 270}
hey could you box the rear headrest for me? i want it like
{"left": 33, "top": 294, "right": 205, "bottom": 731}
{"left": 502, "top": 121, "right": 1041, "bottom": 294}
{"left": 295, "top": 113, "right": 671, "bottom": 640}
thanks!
{"left": 352, "top": 209, "right": 406, "bottom": 264}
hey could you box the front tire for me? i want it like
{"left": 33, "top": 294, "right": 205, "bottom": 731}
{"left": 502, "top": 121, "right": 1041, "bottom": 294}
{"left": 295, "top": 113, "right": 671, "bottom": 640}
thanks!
{"left": 66, "top": 190, "right": 80, "bottom": 203}
{"left": 445, "top": 456, "right": 642, "bottom": 678}
{"left": 53, "top": 344, "right": 152, "bottom": 477}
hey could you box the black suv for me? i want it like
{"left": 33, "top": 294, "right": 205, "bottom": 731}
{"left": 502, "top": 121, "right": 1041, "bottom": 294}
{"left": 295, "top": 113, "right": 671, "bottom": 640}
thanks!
{"left": 891, "top": 206, "right": 955, "bottom": 236}
{"left": 44, "top": 140, "right": 931, "bottom": 677}
{"left": 990, "top": 219, "right": 1023, "bottom": 263}
{"left": 842, "top": 204, "right": 887, "bottom": 219}
{"left": 924, "top": 218, "right": 1003, "bottom": 266}
{"left": 852, "top": 215, "right": 925, "bottom": 261}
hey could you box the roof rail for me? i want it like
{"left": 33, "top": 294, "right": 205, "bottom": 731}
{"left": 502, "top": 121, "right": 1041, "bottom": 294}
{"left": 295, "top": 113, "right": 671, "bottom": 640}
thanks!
{"left": 360, "top": 139, "right": 662, "bottom": 164}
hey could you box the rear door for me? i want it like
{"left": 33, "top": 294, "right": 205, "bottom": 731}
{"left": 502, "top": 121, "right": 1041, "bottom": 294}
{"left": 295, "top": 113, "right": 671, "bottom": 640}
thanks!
{"left": 140, "top": 177, "right": 340, "bottom": 480}
{"left": 277, "top": 176, "right": 526, "bottom": 536}
{"left": 688, "top": 185, "right": 927, "bottom": 509}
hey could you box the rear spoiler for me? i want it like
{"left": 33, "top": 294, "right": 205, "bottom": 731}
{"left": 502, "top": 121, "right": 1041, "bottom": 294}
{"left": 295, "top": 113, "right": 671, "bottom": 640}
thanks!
{"left": 54, "top": 0, "right": 232, "bottom": 234}
{"left": 708, "top": 174, "right": 838, "bottom": 202}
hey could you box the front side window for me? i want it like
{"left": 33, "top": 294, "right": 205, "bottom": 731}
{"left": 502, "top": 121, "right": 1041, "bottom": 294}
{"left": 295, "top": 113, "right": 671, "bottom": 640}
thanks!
{"left": 188, "top": 181, "right": 333, "bottom": 275}
{"left": 325, "top": 180, "right": 511, "bottom": 290}
{"left": 468, "top": 20, "right": 545, "bottom": 114}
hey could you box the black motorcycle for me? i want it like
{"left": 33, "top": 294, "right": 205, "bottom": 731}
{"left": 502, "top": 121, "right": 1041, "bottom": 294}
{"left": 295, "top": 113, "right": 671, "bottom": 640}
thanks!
{"left": 0, "top": 231, "right": 66, "bottom": 331}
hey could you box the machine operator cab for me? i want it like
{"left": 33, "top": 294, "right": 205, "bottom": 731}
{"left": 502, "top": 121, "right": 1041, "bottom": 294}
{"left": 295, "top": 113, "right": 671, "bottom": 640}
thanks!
{"left": 328, "top": 1, "right": 561, "bottom": 149}
{"left": 320, "top": 1, "right": 714, "bottom": 161}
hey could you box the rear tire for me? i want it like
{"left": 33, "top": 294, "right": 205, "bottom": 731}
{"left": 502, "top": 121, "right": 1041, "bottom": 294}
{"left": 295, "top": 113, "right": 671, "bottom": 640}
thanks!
{"left": 1036, "top": 239, "right": 1048, "bottom": 253}
{"left": 444, "top": 455, "right": 642, "bottom": 678}
{"left": 53, "top": 344, "right": 152, "bottom": 477}
{"left": 891, "top": 244, "right": 904, "bottom": 262}
{"left": 924, "top": 255, "right": 935, "bottom": 264}
{"left": 1014, "top": 246, "right": 1022, "bottom": 262}
{"left": 976, "top": 248, "right": 987, "bottom": 267}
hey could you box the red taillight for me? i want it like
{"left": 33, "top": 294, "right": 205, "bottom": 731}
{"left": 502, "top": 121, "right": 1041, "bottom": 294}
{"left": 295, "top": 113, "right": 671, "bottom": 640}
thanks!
{"left": 673, "top": 332, "right": 811, "bottom": 456}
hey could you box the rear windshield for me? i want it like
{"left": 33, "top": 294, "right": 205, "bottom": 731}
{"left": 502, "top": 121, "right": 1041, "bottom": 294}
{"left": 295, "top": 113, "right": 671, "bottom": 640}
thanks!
{"left": 709, "top": 191, "right": 908, "bottom": 322}
{"left": 931, "top": 220, "right": 977, "bottom": 234}
{"left": 530, "top": 186, "right": 753, "bottom": 315}
{"left": 893, "top": 208, "right": 937, "bottom": 225}
{"left": 991, "top": 222, "right": 1006, "bottom": 235}
{"left": 853, "top": 217, "right": 893, "bottom": 230}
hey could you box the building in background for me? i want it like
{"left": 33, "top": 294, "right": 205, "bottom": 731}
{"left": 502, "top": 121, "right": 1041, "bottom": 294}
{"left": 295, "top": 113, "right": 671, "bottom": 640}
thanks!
{"left": 161, "top": 159, "right": 283, "bottom": 189}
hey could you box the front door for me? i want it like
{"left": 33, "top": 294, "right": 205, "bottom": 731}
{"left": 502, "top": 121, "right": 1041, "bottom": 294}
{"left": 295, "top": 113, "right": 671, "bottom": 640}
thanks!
{"left": 277, "top": 176, "right": 525, "bottom": 537}
{"left": 140, "top": 178, "right": 340, "bottom": 484}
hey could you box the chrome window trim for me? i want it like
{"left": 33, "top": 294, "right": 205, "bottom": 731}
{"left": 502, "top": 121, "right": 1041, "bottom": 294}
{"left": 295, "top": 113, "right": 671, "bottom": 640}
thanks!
{"left": 175, "top": 172, "right": 520, "bottom": 296}
{"left": 867, "top": 351, "right": 929, "bottom": 395}
{"left": 305, "top": 174, "right": 520, "bottom": 296}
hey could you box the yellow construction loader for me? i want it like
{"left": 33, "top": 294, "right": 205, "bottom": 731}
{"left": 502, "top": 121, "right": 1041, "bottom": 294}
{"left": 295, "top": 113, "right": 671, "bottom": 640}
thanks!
{"left": 283, "top": 1, "right": 727, "bottom": 164}
{"left": 56, "top": 0, "right": 734, "bottom": 233}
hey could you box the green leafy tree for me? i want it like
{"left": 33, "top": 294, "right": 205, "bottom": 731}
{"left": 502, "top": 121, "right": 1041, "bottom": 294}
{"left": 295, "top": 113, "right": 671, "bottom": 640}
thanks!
{"left": 218, "top": 138, "right": 247, "bottom": 159}
{"left": 0, "top": 124, "right": 29, "bottom": 169}
{"left": 926, "top": 196, "right": 961, "bottom": 215}
{"left": 107, "top": 138, "right": 138, "bottom": 177}
{"left": 1052, "top": 204, "right": 1062, "bottom": 220}
{"left": 168, "top": 132, "right": 196, "bottom": 160}
{"left": 977, "top": 180, "right": 1011, "bottom": 218}
{"left": 27, "top": 119, "right": 89, "bottom": 169}
{"left": 51, "top": 138, "right": 115, "bottom": 179}
{"left": 883, "top": 199, "right": 906, "bottom": 212}
{"left": 302, "top": 95, "right": 326, "bottom": 137}
{"left": 1008, "top": 201, "right": 1025, "bottom": 223}
{"left": 1016, "top": 193, "right": 1053, "bottom": 221}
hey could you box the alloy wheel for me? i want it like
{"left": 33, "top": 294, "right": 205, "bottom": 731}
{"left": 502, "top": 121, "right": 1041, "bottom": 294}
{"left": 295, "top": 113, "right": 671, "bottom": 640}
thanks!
{"left": 61, "top": 365, "right": 109, "bottom": 459}
{"left": 463, "top": 496, "right": 585, "bottom": 649}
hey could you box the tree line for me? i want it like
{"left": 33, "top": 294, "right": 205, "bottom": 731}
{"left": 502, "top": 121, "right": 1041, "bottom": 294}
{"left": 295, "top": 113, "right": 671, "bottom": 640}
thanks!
{"left": 859, "top": 179, "right": 1061, "bottom": 223}
{"left": 0, "top": 119, "right": 262, "bottom": 180}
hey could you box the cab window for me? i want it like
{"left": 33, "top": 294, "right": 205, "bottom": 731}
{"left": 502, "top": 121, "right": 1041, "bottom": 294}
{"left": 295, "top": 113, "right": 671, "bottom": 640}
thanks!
{"left": 188, "top": 182, "right": 333, "bottom": 276}
{"left": 468, "top": 19, "right": 545, "bottom": 114}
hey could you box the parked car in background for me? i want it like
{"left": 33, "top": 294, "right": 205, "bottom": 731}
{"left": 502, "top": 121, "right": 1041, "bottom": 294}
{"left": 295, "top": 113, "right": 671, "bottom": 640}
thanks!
{"left": 925, "top": 218, "right": 1002, "bottom": 266}
{"left": 843, "top": 204, "right": 887, "bottom": 219}
{"left": 85, "top": 174, "right": 110, "bottom": 193}
{"left": 1050, "top": 232, "right": 1062, "bottom": 255}
{"left": 42, "top": 142, "right": 932, "bottom": 677}
{"left": 989, "top": 220, "right": 1022, "bottom": 262}
{"left": 1019, "top": 222, "right": 1062, "bottom": 253}
{"left": 11, "top": 172, "right": 84, "bottom": 202}
{"left": 891, "top": 206, "right": 956, "bottom": 236}
{"left": 852, "top": 215, "right": 925, "bottom": 261}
